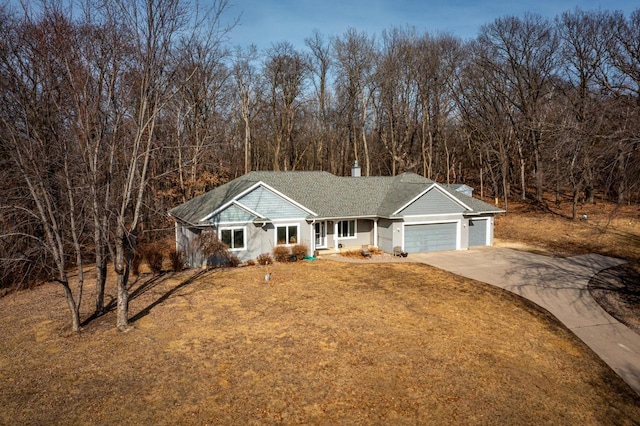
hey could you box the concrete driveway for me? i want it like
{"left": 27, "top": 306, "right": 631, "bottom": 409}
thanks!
{"left": 411, "top": 247, "right": 640, "bottom": 395}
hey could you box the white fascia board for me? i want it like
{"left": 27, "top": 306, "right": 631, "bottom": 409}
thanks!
{"left": 199, "top": 181, "right": 264, "bottom": 222}
{"left": 465, "top": 210, "right": 504, "bottom": 215}
{"left": 401, "top": 213, "right": 463, "bottom": 219}
{"left": 269, "top": 217, "right": 308, "bottom": 223}
{"left": 199, "top": 201, "right": 266, "bottom": 224}
{"left": 232, "top": 200, "right": 266, "bottom": 219}
{"left": 170, "top": 213, "right": 200, "bottom": 228}
{"left": 392, "top": 183, "right": 472, "bottom": 216}
{"left": 315, "top": 215, "right": 377, "bottom": 221}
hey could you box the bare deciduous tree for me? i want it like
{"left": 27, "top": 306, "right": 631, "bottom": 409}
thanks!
{"left": 334, "top": 29, "right": 376, "bottom": 175}
{"left": 264, "top": 42, "right": 309, "bottom": 171}
{"left": 477, "top": 14, "right": 559, "bottom": 202}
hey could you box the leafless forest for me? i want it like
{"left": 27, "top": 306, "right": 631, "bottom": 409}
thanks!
{"left": 1, "top": 0, "right": 639, "bottom": 330}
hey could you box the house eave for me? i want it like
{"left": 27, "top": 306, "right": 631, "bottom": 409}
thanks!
{"left": 313, "top": 215, "right": 379, "bottom": 221}
{"left": 464, "top": 210, "right": 505, "bottom": 215}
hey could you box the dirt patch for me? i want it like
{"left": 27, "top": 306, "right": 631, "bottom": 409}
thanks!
{"left": 589, "top": 262, "right": 640, "bottom": 334}
{"left": 1, "top": 261, "right": 639, "bottom": 424}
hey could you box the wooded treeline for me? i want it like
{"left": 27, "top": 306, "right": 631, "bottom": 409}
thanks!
{"left": 1, "top": 0, "right": 639, "bottom": 330}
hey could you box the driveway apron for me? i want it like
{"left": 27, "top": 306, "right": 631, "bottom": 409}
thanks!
{"left": 413, "top": 247, "right": 640, "bottom": 395}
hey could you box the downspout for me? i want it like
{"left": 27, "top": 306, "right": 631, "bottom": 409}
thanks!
{"left": 373, "top": 219, "right": 378, "bottom": 248}
{"left": 309, "top": 219, "right": 316, "bottom": 257}
{"left": 174, "top": 220, "right": 179, "bottom": 252}
{"left": 261, "top": 222, "right": 268, "bottom": 257}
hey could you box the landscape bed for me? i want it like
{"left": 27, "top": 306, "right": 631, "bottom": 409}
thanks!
{"left": 1, "top": 261, "right": 639, "bottom": 424}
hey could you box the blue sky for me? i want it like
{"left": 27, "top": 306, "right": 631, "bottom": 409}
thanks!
{"left": 223, "top": 0, "right": 638, "bottom": 50}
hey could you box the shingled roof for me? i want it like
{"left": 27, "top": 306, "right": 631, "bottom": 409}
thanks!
{"left": 169, "top": 171, "right": 503, "bottom": 225}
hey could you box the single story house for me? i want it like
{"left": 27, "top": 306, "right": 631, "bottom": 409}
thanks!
{"left": 168, "top": 164, "right": 504, "bottom": 266}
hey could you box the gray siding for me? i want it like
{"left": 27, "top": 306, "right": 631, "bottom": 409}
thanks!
{"left": 377, "top": 219, "right": 394, "bottom": 252}
{"left": 245, "top": 220, "right": 314, "bottom": 260}
{"left": 348, "top": 219, "right": 373, "bottom": 245}
{"left": 175, "top": 223, "right": 205, "bottom": 267}
{"left": 238, "top": 186, "right": 308, "bottom": 219}
{"left": 244, "top": 223, "right": 271, "bottom": 261}
{"left": 176, "top": 223, "right": 192, "bottom": 262}
{"left": 209, "top": 204, "right": 256, "bottom": 224}
{"left": 400, "top": 188, "right": 465, "bottom": 216}
{"left": 177, "top": 220, "right": 313, "bottom": 266}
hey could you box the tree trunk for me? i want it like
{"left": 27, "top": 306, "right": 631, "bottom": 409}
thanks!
{"left": 361, "top": 90, "right": 370, "bottom": 176}
{"left": 533, "top": 138, "right": 543, "bottom": 203}
{"left": 516, "top": 138, "right": 526, "bottom": 200}
{"left": 64, "top": 157, "right": 84, "bottom": 314}
{"left": 444, "top": 134, "right": 450, "bottom": 185}
{"left": 115, "top": 226, "right": 129, "bottom": 330}
{"left": 95, "top": 244, "right": 107, "bottom": 314}
{"left": 243, "top": 107, "right": 251, "bottom": 174}
{"left": 62, "top": 281, "right": 81, "bottom": 332}
{"left": 617, "top": 148, "right": 626, "bottom": 204}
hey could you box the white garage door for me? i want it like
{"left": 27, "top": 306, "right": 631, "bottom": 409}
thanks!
{"left": 404, "top": 222, "right": 457, "bottom": 253}
{"left": 468, "top": 219, "right": 488, "bottom": 246}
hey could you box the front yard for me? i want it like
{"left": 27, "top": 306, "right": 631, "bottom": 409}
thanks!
{"left": 1, "top": 261, "right": 639, "bottom": 424}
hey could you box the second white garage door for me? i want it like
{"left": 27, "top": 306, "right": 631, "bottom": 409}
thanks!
{"left": 404, "top": 222, "right": 458, "bottom": 253}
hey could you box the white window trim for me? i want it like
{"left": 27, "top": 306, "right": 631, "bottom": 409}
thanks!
{"left": 401, "top": 213, "right": 464, "bottom": 219}
{"left": 218, "top": 226, "right": 247, "bottom": 251}
{"left": 275, "top": 223, "right": 301, "bottom": 246}
{"left": 337, "top": 219, "right": 357, "bottom": 240}
{"left": 314, "top": 221, "right": 328, "bottom": 249}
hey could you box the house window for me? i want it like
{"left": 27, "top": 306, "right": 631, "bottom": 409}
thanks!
{"left": 337, "top": 220, "right": 356, "bottom": 238}
{"left": 219, "top": 227, "right": 245, "bottom": 250}
{"left": 276, "top": 224, "right": 299, "bottom": 245}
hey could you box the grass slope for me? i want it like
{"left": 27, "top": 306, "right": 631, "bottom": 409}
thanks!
{"left": 1, "top": 261, "right": 639, "bottom": 424}
{"left": 494, "top": 199, "right": 640, "bottom": 261}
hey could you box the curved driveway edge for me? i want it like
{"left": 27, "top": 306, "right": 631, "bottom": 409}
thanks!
{"left": 411, "top": 247, "right": 640, "bottom": 396}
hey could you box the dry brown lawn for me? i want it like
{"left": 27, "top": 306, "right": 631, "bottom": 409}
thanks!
{"left": 2, "top": 261, "right": 639, "bottom": 425}
{"left": 494, "top": 198, "right": 640, "bottom": 261}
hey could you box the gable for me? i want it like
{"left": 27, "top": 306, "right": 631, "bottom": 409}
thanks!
{"left": 398, "top": 187, "right": 467, "bottom": 216}
{"left": 169, "top": 179, "right": 256, "bottom": 225}
{"left": 206, "top": 203, "right": 257, "bottom": 224}
{"left": 238, "top": 186, "right": 309, "bottom": 219}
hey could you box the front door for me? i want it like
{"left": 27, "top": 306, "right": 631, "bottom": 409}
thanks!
{"left": 315, "top": 222, "right": 327, "bottom": 248}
